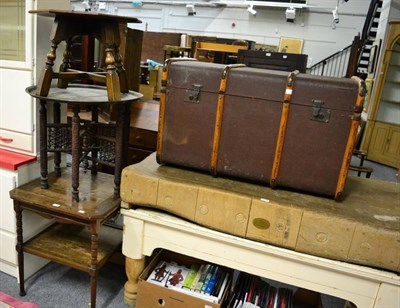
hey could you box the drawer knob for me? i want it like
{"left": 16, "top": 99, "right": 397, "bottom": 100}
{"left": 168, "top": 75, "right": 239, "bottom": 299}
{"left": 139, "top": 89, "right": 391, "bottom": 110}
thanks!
{"left": 0, "top": 136, "right": 13, "bottom": 142}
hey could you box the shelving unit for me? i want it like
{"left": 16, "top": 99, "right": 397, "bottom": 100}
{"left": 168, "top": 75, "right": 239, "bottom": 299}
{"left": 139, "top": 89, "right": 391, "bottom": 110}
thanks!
{"left": 363, "top": 22, "right": 400, "bottom": 168}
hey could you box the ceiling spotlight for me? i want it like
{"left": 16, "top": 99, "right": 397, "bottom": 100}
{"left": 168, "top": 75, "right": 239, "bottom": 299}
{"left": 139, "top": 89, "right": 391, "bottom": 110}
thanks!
{"left": 285, "top": 7, "right": 296, "bottom": 22}
{"left": 247, "top": 5, "right": 257, "bottom": 16}
{"left": 82, "top": 0, "right": 91, "bottom": 11}
{"left": 186, "top": 4, "right": 196, "bottom": 16}
{"left": 332, "top": 7, "right": 339, "bottom": 24}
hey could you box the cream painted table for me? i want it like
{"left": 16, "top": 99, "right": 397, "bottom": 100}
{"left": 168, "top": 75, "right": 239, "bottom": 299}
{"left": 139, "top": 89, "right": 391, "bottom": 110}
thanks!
{"left": 121, "top": 207, "right": 400, "bottom": 307}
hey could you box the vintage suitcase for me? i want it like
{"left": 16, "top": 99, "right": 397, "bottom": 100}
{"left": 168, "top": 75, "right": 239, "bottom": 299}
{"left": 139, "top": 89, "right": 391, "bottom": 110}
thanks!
{"left": 156, "top": 59, "right": 365, "bottom": 201}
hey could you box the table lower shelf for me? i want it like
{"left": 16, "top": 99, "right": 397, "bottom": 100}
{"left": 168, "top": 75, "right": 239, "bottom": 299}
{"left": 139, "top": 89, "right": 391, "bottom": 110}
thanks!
{"left": 24, "top": 223, "right": 122, "bottom": 272}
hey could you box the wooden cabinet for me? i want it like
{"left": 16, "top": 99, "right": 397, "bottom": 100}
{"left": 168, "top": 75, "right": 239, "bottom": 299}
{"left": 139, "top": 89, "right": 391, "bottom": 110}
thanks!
{"left": 128, "top": 100, "right": 159, "bottom": 165}
{"left": 0, "top": 70, "right": 34, "bottom": 152}
{"left": 0, "top": 0, "right": 69, "bottom": 155}
{"left": 0, "top": 0, "right": 69, "bottom": 278}
{"left": 0, "top": 156, "right": 53, "bottom": 278}
{"left": 367, "top": 122, "right": 400, "bottom": 167}
{"left": 364, "top": 22, "right": 400, "bottom": 168}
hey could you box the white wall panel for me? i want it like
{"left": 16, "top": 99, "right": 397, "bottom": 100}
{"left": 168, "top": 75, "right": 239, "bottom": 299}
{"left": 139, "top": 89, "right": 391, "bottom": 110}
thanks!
{"left": 70, "top": 0, "right": 372, "bottom": 66}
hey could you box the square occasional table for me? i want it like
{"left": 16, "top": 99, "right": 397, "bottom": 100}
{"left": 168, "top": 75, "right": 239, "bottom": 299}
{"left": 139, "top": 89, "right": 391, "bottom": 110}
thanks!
{"left": 10, "top": 168, "right": 122, "bottom": 308}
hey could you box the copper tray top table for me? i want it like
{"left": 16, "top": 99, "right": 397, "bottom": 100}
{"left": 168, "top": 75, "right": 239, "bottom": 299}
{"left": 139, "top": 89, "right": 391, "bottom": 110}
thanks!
{"left": 27, "top": 84, "right": 142, "bottom": 201}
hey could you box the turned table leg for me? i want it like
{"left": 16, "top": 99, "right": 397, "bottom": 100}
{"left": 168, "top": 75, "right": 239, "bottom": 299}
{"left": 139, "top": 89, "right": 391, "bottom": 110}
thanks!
{"left": 39, "top": 100, "right": 49, "bottom": 189}
{"left": 104, "top": 45, "right": 121, "bottom": 102}
{"left": 89, "top": 226, "right": 100, "bottom": 308}
{"left": 53, "top": 102, "right": 62, "bottom": 177}
{"left": 14, "top": 201, "right": 26, "bottom": 296}
{"left": 124, "top": 257, "right": 145, "bottom": 306}
{"left": 114, "top": 103, "right": 131, "bottom": 199}
{"left": 71, "top": 104, "right": 81, "bottom": 202}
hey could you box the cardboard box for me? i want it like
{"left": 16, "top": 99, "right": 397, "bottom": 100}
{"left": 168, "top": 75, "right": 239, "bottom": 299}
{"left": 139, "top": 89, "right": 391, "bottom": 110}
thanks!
{"left": 136, "top": 249, "right": 231, "bottom": 308}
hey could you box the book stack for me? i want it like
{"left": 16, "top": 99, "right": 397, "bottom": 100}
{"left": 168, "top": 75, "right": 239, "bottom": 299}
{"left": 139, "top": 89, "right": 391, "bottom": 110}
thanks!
{"left": 225, "top": 272, "right": 294, "bottom": 308}
{"left": 147, "top": 259, "right": 231, "bottom": 304}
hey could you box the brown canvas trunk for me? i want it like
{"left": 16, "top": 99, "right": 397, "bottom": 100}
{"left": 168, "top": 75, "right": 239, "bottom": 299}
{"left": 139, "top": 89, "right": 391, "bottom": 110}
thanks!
{"left": 157, "top": 59, "right": 365, "bottom": 201}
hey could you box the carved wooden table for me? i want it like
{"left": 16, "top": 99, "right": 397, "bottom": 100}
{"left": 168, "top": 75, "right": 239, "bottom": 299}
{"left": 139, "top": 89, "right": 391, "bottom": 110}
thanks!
{"left": 26, "top": 84, "right": 142, "bottom": 202}
{"left": 30, "top": 9, "right": 142, "bottom": 102}
{"left": 10, "top": 168, "right": 122, "bottom": 308}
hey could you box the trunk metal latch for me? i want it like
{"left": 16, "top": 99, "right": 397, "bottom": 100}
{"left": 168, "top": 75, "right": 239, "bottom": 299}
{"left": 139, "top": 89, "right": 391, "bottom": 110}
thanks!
{"left": 184, "top": 84, "right": 202, "bottom": 104}
{"left": 311, "top": 100, "right": 331, "bottom": 123}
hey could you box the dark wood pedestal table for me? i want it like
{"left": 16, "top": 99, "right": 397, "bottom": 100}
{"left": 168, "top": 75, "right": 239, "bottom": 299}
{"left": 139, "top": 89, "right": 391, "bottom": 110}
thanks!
{"left": 26, "top": 84, "right": 142, "bottom": 201}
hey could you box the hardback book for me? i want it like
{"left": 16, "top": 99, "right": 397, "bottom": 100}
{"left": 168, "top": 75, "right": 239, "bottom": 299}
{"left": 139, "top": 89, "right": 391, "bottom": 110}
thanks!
{"left": 204, "top": 266, "right": 221, "bottom": 295}
{"left": 182, "top": 263, "right": 201, "bottom": 289}
{"left": 146, "top": 259, "right": 190, "bottom": 289}
{"left": 193, "top": 264, "right": 211, "bottom": 292}
{"left": 211, "top": 270, "right": 227, "bottom": 297}
{"left": 147, "top": 258, "right": 231, "bottom": 304}
{"left": 201, "top": 265, "right": 216, "bottom": 293}
{"left": 173, "top": 284, "right": 220, "bottom": 304}
{"left": 190, "top": 264, "right": 205, "bottom": 291}
{"left": 216, "top": 272, "right": 230, "bottom": 303}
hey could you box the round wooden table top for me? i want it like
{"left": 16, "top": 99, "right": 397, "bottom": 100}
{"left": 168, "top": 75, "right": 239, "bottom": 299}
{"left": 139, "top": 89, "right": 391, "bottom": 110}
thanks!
{"left": 26, "top": 84, "right": 143, "bottom": 105}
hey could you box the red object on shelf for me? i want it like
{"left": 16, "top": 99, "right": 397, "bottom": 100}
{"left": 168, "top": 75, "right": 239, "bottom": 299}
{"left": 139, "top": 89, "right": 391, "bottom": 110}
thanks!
{"left": 0, "top": 149, "right": 37, "bottom": 171}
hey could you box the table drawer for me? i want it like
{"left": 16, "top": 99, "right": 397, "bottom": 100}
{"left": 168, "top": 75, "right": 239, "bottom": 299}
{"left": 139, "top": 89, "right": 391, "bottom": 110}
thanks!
{"left": 128, "top": 147, "right": 154, "bottom": 165}
{"left": 0, "top": 129, "right": 34, "bottom": 154}
{"left": 0, "top": 230, "right": 16, "bottom": 264}
{"left": 129, "top": 127, "right": 157, "bottom": 150}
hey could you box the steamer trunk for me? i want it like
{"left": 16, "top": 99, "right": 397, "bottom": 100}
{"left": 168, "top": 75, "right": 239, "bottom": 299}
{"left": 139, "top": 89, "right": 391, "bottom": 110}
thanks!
{"left": 157, "top": 60, "right": 364, "bottom": 200}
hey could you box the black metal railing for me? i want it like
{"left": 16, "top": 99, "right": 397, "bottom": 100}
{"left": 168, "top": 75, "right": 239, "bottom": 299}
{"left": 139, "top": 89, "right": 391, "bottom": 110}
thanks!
{"left": 356, "top": 0, "right": 381, "bottom": 73}
{"left": 309, "top": 44, "right": 352, "bottom": 77}
{"left": 361, "top": 0, "right": 381, "bottom": 42}
{"left": 310, "top": 0, "right": 382, "bottom": 78}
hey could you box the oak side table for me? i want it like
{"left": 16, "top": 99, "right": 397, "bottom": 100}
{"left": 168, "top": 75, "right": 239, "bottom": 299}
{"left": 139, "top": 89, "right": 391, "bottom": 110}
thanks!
{"left": 10, "top": 168, "right": 122, "bottom": 308}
